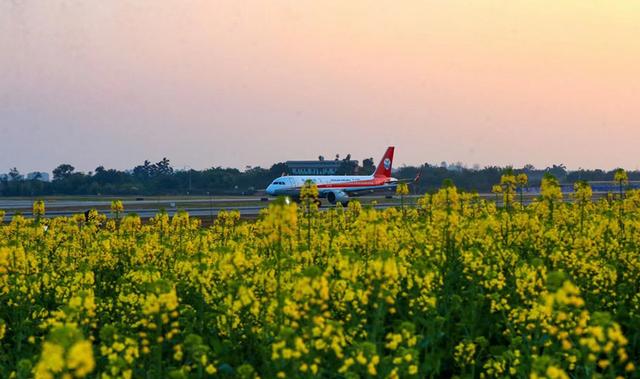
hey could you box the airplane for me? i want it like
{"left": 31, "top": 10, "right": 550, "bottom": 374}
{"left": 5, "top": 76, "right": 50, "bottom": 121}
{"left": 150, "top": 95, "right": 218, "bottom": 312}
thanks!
{"left": 265, "top": 146, "right": 418, "bottom": 206}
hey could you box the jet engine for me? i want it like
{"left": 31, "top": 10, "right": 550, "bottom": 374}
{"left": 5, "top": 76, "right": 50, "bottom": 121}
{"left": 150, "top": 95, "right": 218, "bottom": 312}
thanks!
{"left": 326, "top": 190, "right": 349, "bottom": 206}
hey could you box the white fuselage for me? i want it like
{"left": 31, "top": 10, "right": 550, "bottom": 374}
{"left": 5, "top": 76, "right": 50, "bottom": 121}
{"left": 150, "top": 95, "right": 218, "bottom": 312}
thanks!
{"left": 265, "top": 174, "right": 397, "bottom": 197}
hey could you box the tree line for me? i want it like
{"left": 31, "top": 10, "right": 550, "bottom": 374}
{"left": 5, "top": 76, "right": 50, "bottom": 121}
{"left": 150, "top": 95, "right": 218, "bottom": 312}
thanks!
{"left": 1, "top": 158, "right": 638, "bottom": 197}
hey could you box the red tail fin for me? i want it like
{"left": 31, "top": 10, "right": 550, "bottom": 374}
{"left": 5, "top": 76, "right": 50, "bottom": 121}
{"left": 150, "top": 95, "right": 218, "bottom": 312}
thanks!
{"left": 373, "top": 146, "right": 394, "bottom": 178}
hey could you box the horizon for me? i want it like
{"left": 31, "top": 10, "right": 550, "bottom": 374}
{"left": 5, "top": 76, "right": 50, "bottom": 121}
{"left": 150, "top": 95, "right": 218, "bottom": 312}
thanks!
{"left": 3, "top": 1, "right": 640, "bottom": 173}
{"left": 2, "top": 157, "right": 636, "bottom": 178}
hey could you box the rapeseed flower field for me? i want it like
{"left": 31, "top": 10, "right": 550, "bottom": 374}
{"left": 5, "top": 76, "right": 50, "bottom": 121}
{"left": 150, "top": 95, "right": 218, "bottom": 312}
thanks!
{"left": 0, "top": 176, "right": 639, "bottom": 378}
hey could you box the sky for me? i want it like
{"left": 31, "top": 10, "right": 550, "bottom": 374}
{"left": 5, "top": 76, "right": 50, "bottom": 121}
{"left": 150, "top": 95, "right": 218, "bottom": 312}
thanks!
{"left": 1, "top": 0, "right": 640, "bottom": 174}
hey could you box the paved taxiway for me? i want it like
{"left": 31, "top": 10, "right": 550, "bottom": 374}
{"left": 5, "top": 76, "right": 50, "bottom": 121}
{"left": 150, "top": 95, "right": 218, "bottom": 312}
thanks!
{"left": 2, "top": 192, "right": 603, "bottom": 222}
{"left": 0, "top": 196, "right": 406, "bottom": 222}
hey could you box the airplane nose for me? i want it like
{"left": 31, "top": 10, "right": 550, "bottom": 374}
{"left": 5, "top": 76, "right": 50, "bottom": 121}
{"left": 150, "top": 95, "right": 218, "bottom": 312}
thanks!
{"left": 266, "top": 186, "right": 274, "bottom": 195}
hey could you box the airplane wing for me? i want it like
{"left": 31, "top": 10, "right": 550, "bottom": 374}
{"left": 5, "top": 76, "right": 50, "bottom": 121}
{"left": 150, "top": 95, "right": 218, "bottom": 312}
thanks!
{"left": 396, "top": 166, "right": 423, "bottom": 184}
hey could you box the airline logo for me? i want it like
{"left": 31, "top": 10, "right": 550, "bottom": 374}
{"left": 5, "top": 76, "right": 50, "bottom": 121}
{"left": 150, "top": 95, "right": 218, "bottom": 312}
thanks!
{"left": 373, "top": 146, "right": 394, "bottom": 178}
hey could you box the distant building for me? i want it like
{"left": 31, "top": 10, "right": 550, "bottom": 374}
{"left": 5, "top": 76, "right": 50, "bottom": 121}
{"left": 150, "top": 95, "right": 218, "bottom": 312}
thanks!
{"left": 286, "top": 160, "right": 359, "bottom": 175}
{"left": 27, "top": 172, "right": 50, "bottom": 181}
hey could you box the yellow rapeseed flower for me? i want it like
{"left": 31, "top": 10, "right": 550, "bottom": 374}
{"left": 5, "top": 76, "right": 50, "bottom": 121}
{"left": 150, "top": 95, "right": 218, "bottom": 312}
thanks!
{"left": 66, "top": 340, "right": 96, "bottom": 377}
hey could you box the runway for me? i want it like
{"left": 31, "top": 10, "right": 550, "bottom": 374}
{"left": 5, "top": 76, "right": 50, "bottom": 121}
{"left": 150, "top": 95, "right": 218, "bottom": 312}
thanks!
{"left": 0, "top": 191, "right": 608, "bottom": 222}
{"left": 0, "top": 197, "right": 266, "bottom": 210}
{"left": 0, "top": 195, "right": 405, "bottom": 222}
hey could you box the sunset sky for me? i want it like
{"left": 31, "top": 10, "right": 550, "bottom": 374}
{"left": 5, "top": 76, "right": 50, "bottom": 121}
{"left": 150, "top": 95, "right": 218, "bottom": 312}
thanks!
{"left": 2, "top": 1, "right": 640, "bottom": 173}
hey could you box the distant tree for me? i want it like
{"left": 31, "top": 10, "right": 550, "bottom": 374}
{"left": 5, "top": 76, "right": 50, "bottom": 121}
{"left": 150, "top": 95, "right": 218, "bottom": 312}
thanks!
{"left": 9, "top": 167, "right": 22, "bottom": 181}
{"left": 318, "top": 155, "right": 325, "bottom": 161}
{"left": 336, "top": 154, "right": 358, "bottom": 175}
{"left": 52, "top": 164, "right": 75, "bottom": 180}
{"left": 132, "top": 158, "right": 173, "bottom": 179}
{"left": 269, "top": 162, "right": 289, "bottom": 177}
{"left": 546, "top": 164, "right": 567, "bottom": 180}
{"left": 133, "top": 160, "right": 153, "bottom": 178}
{"left": 152, "top": 158, "right": 173, "bottom": 176}
{"left": 93, "top": 166, "right": 130, "bottom": 188}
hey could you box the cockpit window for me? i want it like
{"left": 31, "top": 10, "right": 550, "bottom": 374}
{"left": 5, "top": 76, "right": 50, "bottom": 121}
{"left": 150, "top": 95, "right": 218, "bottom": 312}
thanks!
{"left": 273, "top": 181, "right": 285, "bottom": 185}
